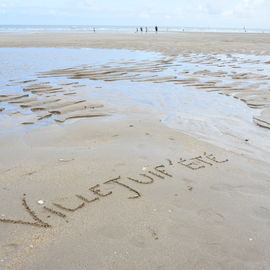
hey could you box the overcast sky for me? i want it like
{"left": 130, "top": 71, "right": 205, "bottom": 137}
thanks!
{"left": 0, "top": 0, "right": 269, "bottom": 28}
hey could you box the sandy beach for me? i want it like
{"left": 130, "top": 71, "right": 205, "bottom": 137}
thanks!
{"left": 1, "top": 32, "right": 270, "bottom": 270}
{"left": 1, "top": 32, "right": 270, "bottom": 55}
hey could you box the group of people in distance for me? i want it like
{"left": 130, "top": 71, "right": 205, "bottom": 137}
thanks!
{"left": 136, "top": 26, "right": 158, "bottom": 33}
{"left": 91, "top": 26, "right": 159, "bottom": 33}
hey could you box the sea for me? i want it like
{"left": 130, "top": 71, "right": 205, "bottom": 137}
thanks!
{"left": 0, "top": 25, "right": 270, "bottom": 34}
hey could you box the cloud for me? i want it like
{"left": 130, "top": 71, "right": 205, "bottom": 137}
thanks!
{"left": 223, "top": 0, "right": 269, "bottom": 17}
{"left": 79, "top": 0, "right": 106, "bottom": 11}
{"left": 0, "top": 0, "right": 269, "bottom": 27}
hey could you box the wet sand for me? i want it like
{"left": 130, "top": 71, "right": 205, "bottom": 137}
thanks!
{"left": 1, "top": 33, "right": 270, "bottom": 270}
{"left": 1, "top": 32, "right": 270, "bottom": 55}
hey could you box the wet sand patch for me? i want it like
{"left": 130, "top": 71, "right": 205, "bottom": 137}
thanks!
{"left": 34, "top": 53, "right": 270, "bottom": 131}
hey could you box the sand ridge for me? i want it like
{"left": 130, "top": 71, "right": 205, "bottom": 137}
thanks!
{"left": 37, "top": 53, "right": 270, "bottom": 129}
{"left": 0, "top": 80, "right": 109, "bottom": 125}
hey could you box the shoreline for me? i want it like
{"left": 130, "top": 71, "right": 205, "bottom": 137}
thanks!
{"left": 1, "top": 46, "right": 269, "bottom": 161}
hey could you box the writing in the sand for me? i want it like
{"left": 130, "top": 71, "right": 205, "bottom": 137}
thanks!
{"left": 0, "top": 152, "right": 228, "bottom": 229}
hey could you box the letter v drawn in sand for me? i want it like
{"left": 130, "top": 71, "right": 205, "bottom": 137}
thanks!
{"left": 0, "top": 194, "right": 51, "bottom": 228}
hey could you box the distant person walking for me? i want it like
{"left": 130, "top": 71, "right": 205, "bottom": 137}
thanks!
{"left": 145, "top": 27, "right": 148, "bottom": 32}
{"left": 140, "top": 27, "right": 143, "bottom": 32}
{"left": 155, "top": 26, "right": 158, "bottom": 33}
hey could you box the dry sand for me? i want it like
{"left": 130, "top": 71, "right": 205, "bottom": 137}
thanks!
{"left": 1, "top": 33, "right": 270, "bottom": 270}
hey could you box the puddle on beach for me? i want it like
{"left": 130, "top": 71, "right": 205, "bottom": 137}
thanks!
{"left": 0, "top": 48, "right": 269, "bottom": 160}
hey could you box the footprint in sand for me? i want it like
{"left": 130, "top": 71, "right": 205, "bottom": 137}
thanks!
{"left": 210, "top": 183, "right": 235, "bottom": 192}
{"left": 182, "top": 178, "right": 194, "bottom": 184}
{"left": 97, "top": 225, "right": 127, "bottom": 240}
{"left": 253, "top": 206, "right": 270, "bottom": 220}
{"left": 129, "top": 235, "right": 146, "bottom": 248}
{"left": 2, "top": 243, "right": 19, "bottom": 256}
{"left": 210, "top": 183, "right": 269, "bottom": 196}
{"left": 197, "top": 208, "right": 225, "bottom": 223}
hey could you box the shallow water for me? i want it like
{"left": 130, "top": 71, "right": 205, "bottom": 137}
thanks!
{"left": 0, "top": 48, "right": 269, "bottom": 160}
{"left": 1, "top": 25, "right": 270, "bottom": 34}
{"left": 0, "top": 48, "right": 158, "bottom": 83}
